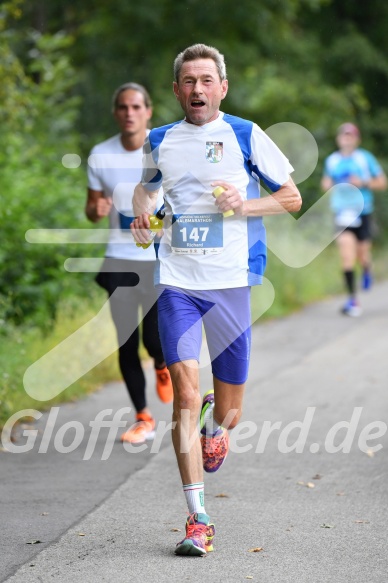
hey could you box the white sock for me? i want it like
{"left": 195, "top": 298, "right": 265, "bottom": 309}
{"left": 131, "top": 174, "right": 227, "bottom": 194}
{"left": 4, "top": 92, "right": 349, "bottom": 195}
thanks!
{"left": 183, "top": 482, "right": 206, "bottom": 515}
{"left": 202, "top": 404, "right": 221, "bottom": 436}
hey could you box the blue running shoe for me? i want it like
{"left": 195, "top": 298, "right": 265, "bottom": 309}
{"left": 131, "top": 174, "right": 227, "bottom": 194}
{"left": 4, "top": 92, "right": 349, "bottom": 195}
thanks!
{"left": 341, "top": 298, "right": 362, "bottom": 317}
{"left": 175, "top": 513, "right": 214, "bottom": 556}
{"left": 362, "top": 270, "right": 373, "bottom": 291}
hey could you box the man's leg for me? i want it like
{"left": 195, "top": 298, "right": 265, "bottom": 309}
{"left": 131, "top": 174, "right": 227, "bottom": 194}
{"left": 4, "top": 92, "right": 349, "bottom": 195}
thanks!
{"left": 96, "top": 261, "right": 158, "bottom": 443}
{"left": 357, "top": 239, "right": 372, "bottom": 268}
{"left": 358, "top": 239, "right": 373, "bottom": 290}
{"left": 337, "top": 230, "right": 357, "bottom": 281}
{"left": 169, "top": 360, "right": 203, "bottom": 485}
{"left": 169, "top": 366, "right": 245, "bottom": 512}
{"left": 109, "top": 288, "right": 148, "bottom": 413}
{"left": 213, "top": 378, "right": 245, "bottom": 429}
{"left": 170, "top": 359, "right": 217, "bottom": 556}
{"left": 109, "top": 288, "right": 157, "bottom": 444}
{"left": 157, "top": 287, "right": 214, "bottom": 556}
{"left": 199, "top": 380, "right": 244, "bottom": 474}
{"left": 200, "top": 287, "right": 250, "bottom": 425}
{"left": 336, "top": 231, "right": 362, "bottom": 316}
{"left": 141, "top": 289, "right": 173, "bottom": 404}
{"left": 137, "top": 261, "right": 172, "bottom": 403}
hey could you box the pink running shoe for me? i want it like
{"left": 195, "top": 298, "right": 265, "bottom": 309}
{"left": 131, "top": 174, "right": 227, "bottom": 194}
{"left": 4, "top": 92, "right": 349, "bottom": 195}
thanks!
{"left": 175, "top": 513, "right": 215, "bottom": 556}
{"left": 201, "top": 427, "right": 229, "bottom": 473}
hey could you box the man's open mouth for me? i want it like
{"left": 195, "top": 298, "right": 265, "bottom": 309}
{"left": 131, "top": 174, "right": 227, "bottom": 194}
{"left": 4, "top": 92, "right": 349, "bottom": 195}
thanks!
{"left": 191, "top": 100, "right": 205, "bottom": 108}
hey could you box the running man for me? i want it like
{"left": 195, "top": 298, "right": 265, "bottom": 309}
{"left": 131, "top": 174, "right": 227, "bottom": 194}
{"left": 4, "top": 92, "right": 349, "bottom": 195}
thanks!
{"left": 86, "top": 82, "right": 173, "bottom": 444}
{"left": 321, "top": 123, "right": 387, "bottom": 316}
{"left": 131, "top": 44, "right": 301, "bottom": 555}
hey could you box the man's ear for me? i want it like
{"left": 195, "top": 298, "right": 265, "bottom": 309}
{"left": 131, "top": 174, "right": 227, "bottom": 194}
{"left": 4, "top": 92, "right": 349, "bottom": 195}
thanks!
{"left": 221, "top": 79, "right": 228, "bottom": 100}
{"left": 173, "top": 81, "right": 180, "bottom": 100}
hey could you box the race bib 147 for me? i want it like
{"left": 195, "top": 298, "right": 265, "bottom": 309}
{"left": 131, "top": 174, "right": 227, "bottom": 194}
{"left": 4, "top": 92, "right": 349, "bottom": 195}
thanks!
{"left": 171, "top": 213, "right": 223, "bottom": 255}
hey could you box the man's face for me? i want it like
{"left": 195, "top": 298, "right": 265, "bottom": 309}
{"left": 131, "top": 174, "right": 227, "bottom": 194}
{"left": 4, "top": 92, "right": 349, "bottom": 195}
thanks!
{"left": 114, "top": 89, "right": 152, "bottom": 136}
{"left": 336, "top": 131, "right": 360, "bottom": 152}
{"left": 173, "top": 58, "right": 228, "bottom": 126}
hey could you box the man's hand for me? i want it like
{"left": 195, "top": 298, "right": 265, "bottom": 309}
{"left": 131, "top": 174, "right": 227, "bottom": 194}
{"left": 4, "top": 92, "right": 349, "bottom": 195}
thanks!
{"left": 212, "top": 177, "right": 301, "bottom": 217}
{"left": 85, "top": 189, "right": 113, "bottom": 223}
{"left": 130, "top": 212, "right": 152, "bottom": 244}
{"left": 211, "top": 181, "right": 244, "bottom": 215}
{"left": 95, "top": 197, "right": 113, "bottom": 218}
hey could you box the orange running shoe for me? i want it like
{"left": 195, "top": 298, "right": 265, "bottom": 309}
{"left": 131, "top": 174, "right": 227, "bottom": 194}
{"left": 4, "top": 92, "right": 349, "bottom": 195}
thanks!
{"left": 156, "top": 366, "right": 173, "bottom": 403}
{"left": 120, "top": 413, "right": 155, "bottom": 444}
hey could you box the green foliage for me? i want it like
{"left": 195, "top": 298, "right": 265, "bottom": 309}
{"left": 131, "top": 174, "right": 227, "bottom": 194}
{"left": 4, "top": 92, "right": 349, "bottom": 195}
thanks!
{"left": 0, "top": 160, "right": 96, "bottom": 328}
{"left": 2, "top": 0, "right": 388, "bottom": 332}
{"left": 0, "top": 293, "right": 120, "bottom": 428}
{"left": 0, "top": 5, "right": 98, "bottom": 329}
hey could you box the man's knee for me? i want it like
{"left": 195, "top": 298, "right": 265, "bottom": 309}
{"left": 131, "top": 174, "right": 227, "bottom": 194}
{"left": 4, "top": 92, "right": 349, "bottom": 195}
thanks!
{"left": 173, "top": 385, "right": 201, "bottom": 416}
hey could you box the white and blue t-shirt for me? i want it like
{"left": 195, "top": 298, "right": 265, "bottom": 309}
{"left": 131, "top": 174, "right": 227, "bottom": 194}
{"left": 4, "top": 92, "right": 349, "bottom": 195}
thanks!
{"left": 87, "top": 133, "right": 164, "bottom": 261}
{"left": 141, "top": 112, "right": 293, "bottom": 290}
{"left": 324, "top": 148, "right": 383, "bottom": 216}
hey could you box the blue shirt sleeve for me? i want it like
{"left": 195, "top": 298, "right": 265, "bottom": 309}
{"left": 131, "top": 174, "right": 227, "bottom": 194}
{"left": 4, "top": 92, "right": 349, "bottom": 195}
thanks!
{"left": 363, "top": 150, "right": 383, "bottom": 177}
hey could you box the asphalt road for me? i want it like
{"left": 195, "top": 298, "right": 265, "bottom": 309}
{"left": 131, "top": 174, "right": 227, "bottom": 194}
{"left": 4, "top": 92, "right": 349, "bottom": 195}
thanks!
{"left": 1, "top": 282, "right": 387, "bottom": 583}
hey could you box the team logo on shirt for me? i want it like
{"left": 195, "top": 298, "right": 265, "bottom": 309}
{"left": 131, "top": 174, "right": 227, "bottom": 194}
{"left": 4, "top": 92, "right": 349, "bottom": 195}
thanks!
{"left": 206, "top": 141, "right": 223, "bottom": 163}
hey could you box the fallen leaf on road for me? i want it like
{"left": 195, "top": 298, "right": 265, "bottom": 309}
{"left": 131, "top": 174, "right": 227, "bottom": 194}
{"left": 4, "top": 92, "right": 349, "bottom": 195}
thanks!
{"left": 312, "top": 474, "right": 322, "bottom": 480}
{"left": 354, "top": 520, "right": 370, "bottom": 524}
{"left": 170, "top": 528, "right": 181, "bottom": 532}
{"left": 297, "top": 481, "right": 315, "bottom": 488}
{"left": 246, "top": 577, "right": 254, "bottom": 580}
{"left": 320, "top": 524, "right": 335, "bottom": 529}
{"left": 215, "top": 493, "right": 229, "bottom": 497}
{"left": 26, "top": 540, "right": 42, "bottom": 545}
{"left": 366, "top": 450, "right": 375, "bottom": 458}
{"left": 40, "top": 512, "right": 49, "bottom": 516}
{"left": 248, "top": 547, "right": 264, "bottom": 552}
{"left": 78, "top": 533, "right": 86, "bottom": 536}
{"left": 336, "top": 492, "right": 346, "bottom": 496}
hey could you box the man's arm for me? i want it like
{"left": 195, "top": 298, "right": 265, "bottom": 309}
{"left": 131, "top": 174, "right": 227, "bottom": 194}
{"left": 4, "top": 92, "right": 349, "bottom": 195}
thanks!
{"left": 348, "top": 173, "right": 387, "bottom": 191}
{"left": 368, "top": 173, "right": 387, "bottom": 190}
{"left": 321, "top": 172, "right": 387, "bottom": 192}
{"left": 243, "top": 176, "right": 302, "bottom": 216}
{"left": 132, "top": 183, "right": 160, "bottom": 216}
{"left": 320, "top": 175, "right": 333, "bottom": 192}
{"left": 212, "top": 177, "right": 302, "bottom": 217}
{"left": 85, "top": 188, "right": 112, "bottom": 223}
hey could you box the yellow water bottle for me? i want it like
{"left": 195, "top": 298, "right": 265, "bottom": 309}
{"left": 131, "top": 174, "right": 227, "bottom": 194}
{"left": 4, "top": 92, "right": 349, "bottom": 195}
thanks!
{"left": 136, "top": 209, "right": 165, "bottom": 249}
{"left": 212, "top": 186, "right": 234, "bottom": 217}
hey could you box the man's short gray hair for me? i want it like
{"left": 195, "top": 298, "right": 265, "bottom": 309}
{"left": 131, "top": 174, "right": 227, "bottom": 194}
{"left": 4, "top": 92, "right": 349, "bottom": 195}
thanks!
{"left": 173, "top": 44, "right": 227, "bottom": 82}
{"left": 111, "top": 82, "right": 152, "bottom": 112}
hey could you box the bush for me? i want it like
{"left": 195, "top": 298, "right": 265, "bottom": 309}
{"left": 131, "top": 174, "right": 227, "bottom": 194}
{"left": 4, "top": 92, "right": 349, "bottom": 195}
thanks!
{"left": 0, "top": 9, "right": 100, "bottom": 329}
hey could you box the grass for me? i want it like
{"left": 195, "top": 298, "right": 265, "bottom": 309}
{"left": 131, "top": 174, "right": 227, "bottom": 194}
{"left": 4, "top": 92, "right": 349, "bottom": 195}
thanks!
{"left": 254, "top": 244, "right": 343, "bottom": 321}
{"left": 0, "top": 290, "right": 121, "bottom": 429}
{"left": 1, "top": 243, "right": 387, "bottom": 429}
